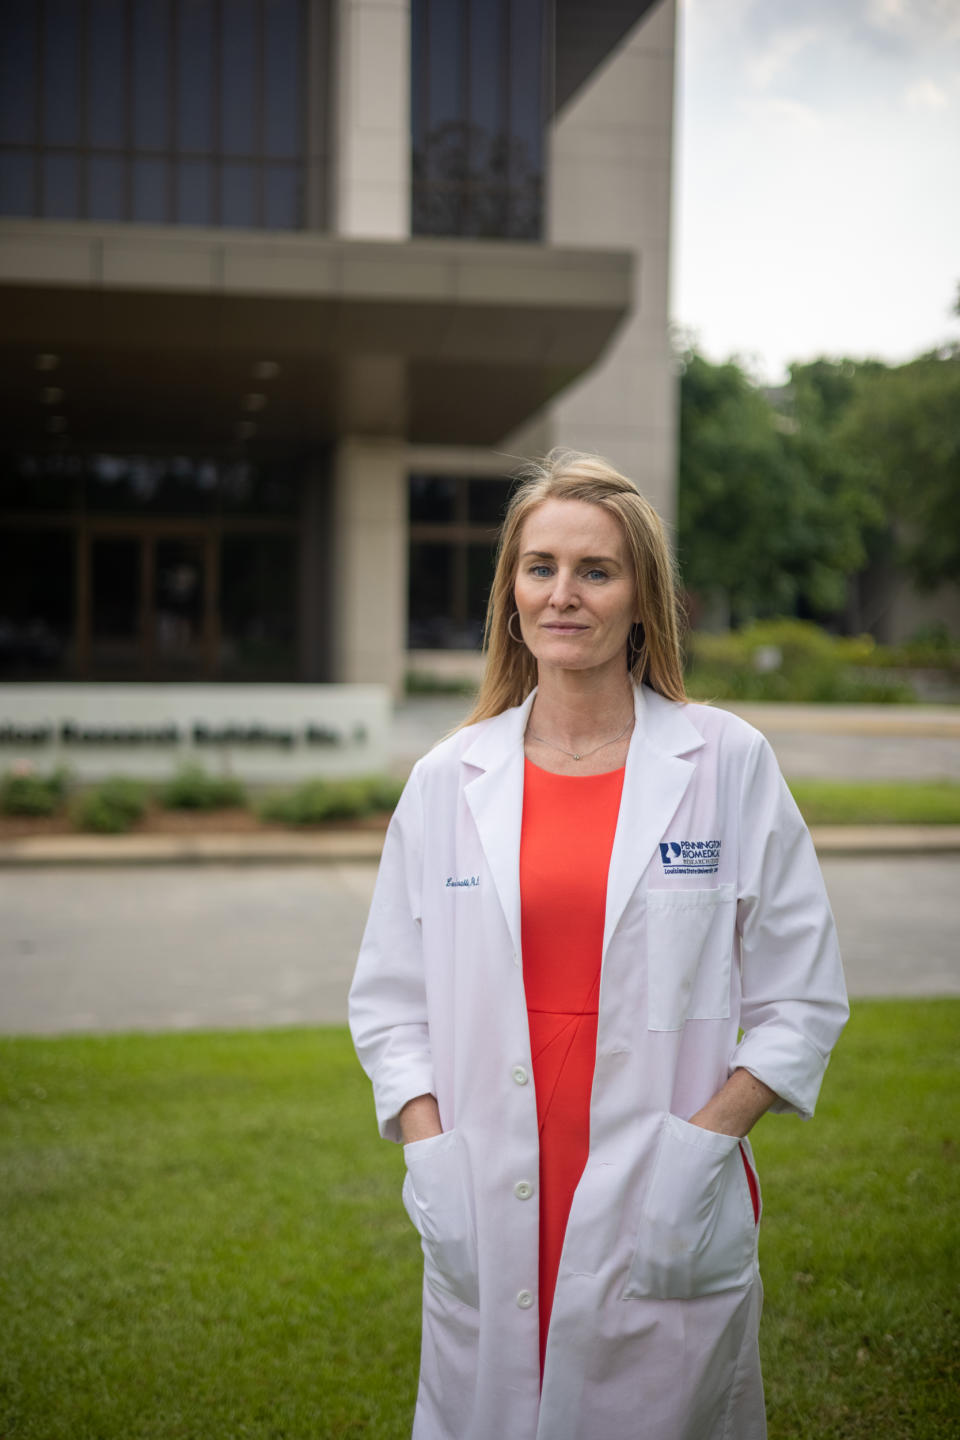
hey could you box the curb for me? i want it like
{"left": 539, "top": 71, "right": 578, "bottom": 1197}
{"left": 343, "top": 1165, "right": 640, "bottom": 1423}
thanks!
{"left": 1, "top": 826, "right": 959, "bottom": 867}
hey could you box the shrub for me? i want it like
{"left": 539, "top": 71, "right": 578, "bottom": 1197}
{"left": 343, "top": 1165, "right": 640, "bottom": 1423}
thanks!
{"left": 258, "top": 774, "right": 404, "bottom": 826}
{"left": 159, "top": 766, "right": 246, "bottom": 811}
{"left": 684, "top": 620, "right": 918, "bottom": 704}
{"left": 405, "top": 670, "right": 478, "bottom": 697}
{"left": 75, "top": 777, "right": 149, "bottom": 834}
{"left": 0, "top": 766, "right": 70, "bottom": 817}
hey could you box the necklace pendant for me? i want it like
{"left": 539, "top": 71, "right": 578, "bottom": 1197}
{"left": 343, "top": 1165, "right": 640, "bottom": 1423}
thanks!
{"left": 573, "top": 753, "right": 581, "bottom": 761}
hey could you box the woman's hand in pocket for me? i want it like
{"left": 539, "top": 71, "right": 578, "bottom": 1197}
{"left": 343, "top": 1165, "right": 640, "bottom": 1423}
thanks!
{"left": 688, "top": 1067, "right": 778, "bottom": 1138}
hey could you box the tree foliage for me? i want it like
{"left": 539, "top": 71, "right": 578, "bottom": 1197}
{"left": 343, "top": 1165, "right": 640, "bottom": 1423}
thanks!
{"left": 677, "top": 343, "right": 960, "bottom": 625}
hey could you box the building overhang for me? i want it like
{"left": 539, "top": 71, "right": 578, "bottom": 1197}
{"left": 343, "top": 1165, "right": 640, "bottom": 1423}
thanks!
{"left": 0, "top": 221, "right": 633, "bottom": 452}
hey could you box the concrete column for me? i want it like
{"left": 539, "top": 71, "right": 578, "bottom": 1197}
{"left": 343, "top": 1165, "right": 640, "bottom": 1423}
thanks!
{"left": 330, "top": 437, "right": 408, "bottom": 693}
{"left": 509, "top": 0, "right": 678, "bottom": 523}
{"left": 332, "top": 0, "right": 411, "bottom": 238}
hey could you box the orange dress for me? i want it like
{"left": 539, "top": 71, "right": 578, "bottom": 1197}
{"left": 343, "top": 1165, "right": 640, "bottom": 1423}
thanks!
{"left": 519, "top": 757, "right": 626, "bottom": 1373}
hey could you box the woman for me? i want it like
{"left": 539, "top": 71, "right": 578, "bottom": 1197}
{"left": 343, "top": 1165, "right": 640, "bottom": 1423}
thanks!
{"left": 349, "top": 450, "right": 848, "bottom": 1440}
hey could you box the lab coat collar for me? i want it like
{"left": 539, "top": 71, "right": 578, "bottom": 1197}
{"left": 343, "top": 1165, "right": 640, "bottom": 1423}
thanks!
{"left": 462, "top": 685, "right": 705, "bottom": 962}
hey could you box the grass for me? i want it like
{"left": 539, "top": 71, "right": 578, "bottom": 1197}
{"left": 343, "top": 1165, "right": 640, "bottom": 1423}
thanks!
{"left": 788, "top": 780, "right": 960, "bottom": 826}
{"left": 1, "top": 1002, "right": 957, "bottom": 1438}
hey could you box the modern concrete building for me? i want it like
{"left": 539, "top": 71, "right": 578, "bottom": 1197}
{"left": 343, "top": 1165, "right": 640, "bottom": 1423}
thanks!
{"left": 0, "top": 0, "right": 678, "bottom": 696}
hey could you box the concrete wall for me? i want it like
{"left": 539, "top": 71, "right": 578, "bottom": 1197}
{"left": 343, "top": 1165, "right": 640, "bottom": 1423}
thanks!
{"left": 333, "top": 0, "right": 411, "bottom": 238}
{"left": 330, "top": 437, "right": 409, "bottom": 693}
{"left": 507, "top": 0, "right": 678, "bottom": 524}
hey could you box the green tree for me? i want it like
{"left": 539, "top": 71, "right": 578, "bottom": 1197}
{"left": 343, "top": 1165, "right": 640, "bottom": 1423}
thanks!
{"left": 833, "top": 350, "right": 960, "bottom": 589}
{"left": 678, "top": 352, "right": 859, "bottom": 625}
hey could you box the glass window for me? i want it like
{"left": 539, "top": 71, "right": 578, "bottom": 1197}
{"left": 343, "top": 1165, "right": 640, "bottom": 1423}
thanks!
{"left": 264, "top": 0, "right": 300, "bottom": 157}
{"left": 408, "top": 473, "right": 507, "bottom": 649}
{"left": 42, "top": 0, "right": 80, "bottom": 146}
{"left": 91, "top": 535, "right": 140, "bottom": 641}
{"left": 410, "top": 474, "right": 457, "bottom": 523}
{"left": 154, "top": 536, "right": 205, "bottom": 662}
{"left": 177, "top": 159, "right": 213, "bottom": 225}
{"left": 177, "top": 0, "right": 215, "bottom": 152}
{"left": 42, "top": 152, "right": 78, "bottom": 217}
{"left": 132, "top": 0, "right": 170, "bottom": 151}
{"left": 408, "top": 542, "right": 455, "bottom": 649}
{"left": 220, "top": 0, "right": 256, "bottom": 156}
{"left": 221, "top": 162, "right": 255, "bottom": 227}
{"left": 85, "top": 455, "right": 217, "bottom": 514}
{"left": 467, "top": 477, "right": 513, "bottom": 525}
{"left": 0, "top": 152, "right": 35, "bottom": 215}
{"left": 0, "top": 8, "right": 37, "bottom": 145}
{"left": 132, "top": 158, "right": 167, "bottom": 222}
{"left": 0, "top": 456, "right": 79, "bottom": 511}
{"left": 467, "top": 541, "right": 496, "bottom": 628}
{"left": 220, "top": 534, "right": 297, "bottom": 677}
{"left": 88, "top": 155, "right": 126, "bottom": 221}
{"left": 1, "top": 0, "right": 313, "bottom": 230}
{"left": 412, "top": 0, "right": 545, "bottom": 241}
{"left": 264, "top": 162, "right": 299, "bottom": 228}
{"left": 87, "top": 0, "right": 126, "bottom": 147}
{"left": 0, "top": 528, "right": 74, "bottom": 677}
{"left": 219, "top": 460, "right": 299, "bottom": 513}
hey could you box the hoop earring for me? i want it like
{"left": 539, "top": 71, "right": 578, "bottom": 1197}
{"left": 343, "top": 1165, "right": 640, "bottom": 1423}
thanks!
{"left": 508, "top": 611, "right": 524, "bottom": 644}
{"left": 628, "top": 623, "right": 644, "bottom": 663}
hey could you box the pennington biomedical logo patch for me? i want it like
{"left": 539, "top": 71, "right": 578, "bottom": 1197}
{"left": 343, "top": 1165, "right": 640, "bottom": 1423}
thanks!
{"left": 659, "top": 840, "right": 721, "bottom": 876}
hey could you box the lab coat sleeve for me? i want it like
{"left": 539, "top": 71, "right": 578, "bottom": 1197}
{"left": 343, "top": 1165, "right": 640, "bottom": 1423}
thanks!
{"left": 731, "top": 730, "right": 849, "bottom": 1120}
{"left": 348, "top": 766, "right": 435, "bottom": 1143}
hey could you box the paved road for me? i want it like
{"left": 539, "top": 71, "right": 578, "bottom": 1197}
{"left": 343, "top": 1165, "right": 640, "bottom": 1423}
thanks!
{"left": 1, "top": 856, "right": 957, "bottom": 1036}
{"left": 390, "top": 699, "right": 960, "bottom": 781}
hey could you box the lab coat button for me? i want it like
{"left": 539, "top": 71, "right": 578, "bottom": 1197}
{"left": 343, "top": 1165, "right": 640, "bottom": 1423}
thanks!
{"left": 516, "top": 1289, "right": 534, "bottom": 1309}
{"left": 511, "top": 1065, "right": 529, "bottom": 1086}
{"left": 513, "top": 1179, "right": 534, "bottom": 1201}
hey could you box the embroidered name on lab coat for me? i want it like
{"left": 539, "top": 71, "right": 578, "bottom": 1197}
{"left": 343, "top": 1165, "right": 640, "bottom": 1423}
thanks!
{"left": 446, "top": 875, "right": 480, "bottom": 888}
{"left": 659, "top": 840, "right": 721, "bottom": 876}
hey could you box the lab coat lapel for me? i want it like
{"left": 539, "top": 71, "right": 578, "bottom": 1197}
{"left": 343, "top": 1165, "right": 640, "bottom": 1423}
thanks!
{"left": 602, "top": 687, "right": 706, "bottom": 959}
{"left": 462, "top": 690, "right": 537, "bottom": 959}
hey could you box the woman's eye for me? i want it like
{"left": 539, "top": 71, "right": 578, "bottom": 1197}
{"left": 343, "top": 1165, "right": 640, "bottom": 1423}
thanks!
{"left": 530, "top": 565, "right": 553, "bottom": 578}
{"left": 585, "top": 569, "right": 608, "bottom": 581}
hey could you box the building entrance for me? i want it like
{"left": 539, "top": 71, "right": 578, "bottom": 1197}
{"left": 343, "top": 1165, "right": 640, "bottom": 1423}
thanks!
{"left": 85, "top": 524, "right": 214, "bottom": 679}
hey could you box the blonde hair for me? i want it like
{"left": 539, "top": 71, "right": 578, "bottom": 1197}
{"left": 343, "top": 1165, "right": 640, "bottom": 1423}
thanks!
{"left": 463, "top": 449, "right": 687, "bottom": 726}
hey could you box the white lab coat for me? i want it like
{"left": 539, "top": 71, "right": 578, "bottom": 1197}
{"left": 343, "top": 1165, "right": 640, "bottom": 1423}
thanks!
{"left": 349, "top": 685, "right": 848, "bottom": 1440}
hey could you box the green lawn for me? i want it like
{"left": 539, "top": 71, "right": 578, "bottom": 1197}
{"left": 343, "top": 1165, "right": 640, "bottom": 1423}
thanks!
{"left": 789, "top": 780, "right": 960, "bottom": 826}
{"left": 1, "top": 1003, "right": 957, "bottom": 1438}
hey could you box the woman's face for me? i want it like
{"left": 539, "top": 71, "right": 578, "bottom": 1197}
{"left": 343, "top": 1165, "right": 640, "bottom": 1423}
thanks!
{"left": 513, "top": 498, "right": 640, "bottom": 681}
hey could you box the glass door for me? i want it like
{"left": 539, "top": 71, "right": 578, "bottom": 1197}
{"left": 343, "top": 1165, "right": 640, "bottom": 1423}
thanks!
{"left": 90, "top": 534, "right": 143, "bottom": 675}
{"left": 152, "top": 535, "right": 209, "bottom": 674}
{"left": 86, "top": 527, "right": 213, "bottom": 677}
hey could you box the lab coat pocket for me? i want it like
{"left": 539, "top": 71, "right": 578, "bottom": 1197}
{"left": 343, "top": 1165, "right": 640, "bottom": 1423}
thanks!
{"left": 622, "top": 1114, "right": 757, "bottom": 1300}
{"left": 646, "top": 884, "right": 735, "bottom": 1031}
{"left": 402, "top": 1130, "right": 479, "bottom": 1310}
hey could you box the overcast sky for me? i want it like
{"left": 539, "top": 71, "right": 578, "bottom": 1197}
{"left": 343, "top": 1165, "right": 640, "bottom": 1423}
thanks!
{"left": 672, "top": 0, "right": 960, "bottom": 382}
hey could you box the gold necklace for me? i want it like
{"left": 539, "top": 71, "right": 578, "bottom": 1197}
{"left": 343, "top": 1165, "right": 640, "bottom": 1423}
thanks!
{"left": 526, "top": 715, "right": 633, "bottom": 762}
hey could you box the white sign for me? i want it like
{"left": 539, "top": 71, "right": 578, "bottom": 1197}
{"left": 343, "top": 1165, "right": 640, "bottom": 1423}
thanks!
{"left": 0, "top": 684, "right": 391, "bottom": 782}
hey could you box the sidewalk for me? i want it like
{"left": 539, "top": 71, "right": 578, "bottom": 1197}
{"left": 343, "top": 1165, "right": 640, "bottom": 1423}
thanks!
{"left": 1, "top": 824, "right": 958, "bottom": 867}
{"left": 1, "top": 699, "right": 957, "bottom": 866}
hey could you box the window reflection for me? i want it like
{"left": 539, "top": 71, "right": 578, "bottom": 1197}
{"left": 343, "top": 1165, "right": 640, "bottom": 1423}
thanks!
{"left": 43, "top": 0, "right": 80, "bottom": 147}
{"left": 412, "top": 0, "right": 545, "bottom": 241}
{"left": 89, "top": 155, "right": 125, "bottom": 221}
{"left": 408, "top": 474, "right": 511, "bottom": 650}
{"left": 0, "top": 0, "right": 312, "bottom": 230}
{"left": 221, "top": 0, "right": 257, "bottom": 156}
{"left": 178, "top": 1, "right": 215, "bottom": 152}
{"left": 88, "top": 0, "right": 125, "bottom": 147}
{"left": 0, "top": 9, "right": 35, "bottom": 145}
{"left": 133, "top": 0, "right": 170, "bottom": 151}
{"left": 0, "top": 529, "right": 74, "bottom": 677}
{"left": 220, "top": 534, "right": 297, "bottom": 676}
